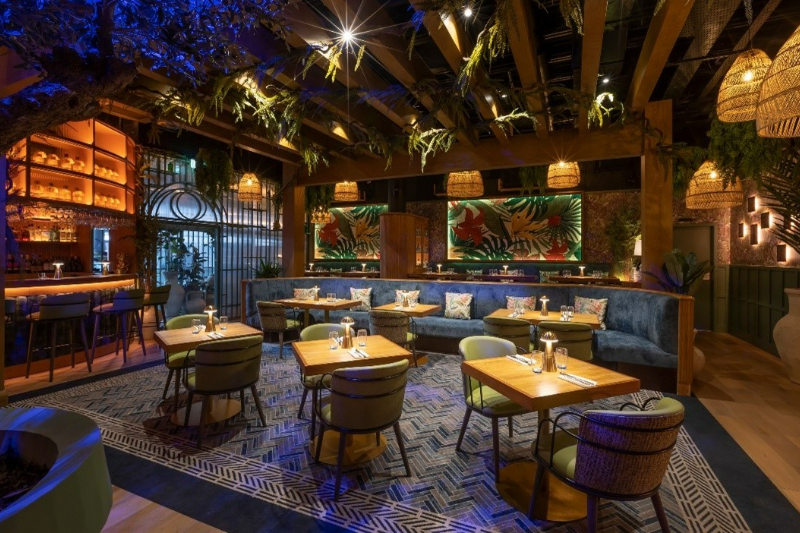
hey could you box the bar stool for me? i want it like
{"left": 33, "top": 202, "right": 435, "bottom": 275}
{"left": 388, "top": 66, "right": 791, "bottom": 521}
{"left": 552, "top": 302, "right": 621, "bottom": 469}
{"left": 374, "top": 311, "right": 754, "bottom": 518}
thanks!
{"left": 26, "top": 293, "right": 92, "bottom": 382}
{"left": 142, "top": 285, "right": 171, "bottom": 331}
{"left": 91, "top": 288, "right": 147, "bottom": 364}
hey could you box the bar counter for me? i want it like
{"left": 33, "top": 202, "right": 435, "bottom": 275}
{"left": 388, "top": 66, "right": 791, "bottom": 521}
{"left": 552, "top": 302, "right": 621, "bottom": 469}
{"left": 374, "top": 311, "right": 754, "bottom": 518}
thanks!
{"left": 5, "top": 273, "right": 138, "bottom": 297}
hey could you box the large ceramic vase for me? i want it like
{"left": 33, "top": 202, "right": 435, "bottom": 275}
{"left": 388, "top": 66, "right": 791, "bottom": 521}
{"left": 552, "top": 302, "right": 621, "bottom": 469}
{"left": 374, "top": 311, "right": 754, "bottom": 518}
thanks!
{"left": 164, "top": 271, "right": 185, "bottom": 318}
{"left": 774, "top": 288, "right": 800, "bottom": 384}
{"left": 184, "top": 290, "right": 206, "bottom": 314}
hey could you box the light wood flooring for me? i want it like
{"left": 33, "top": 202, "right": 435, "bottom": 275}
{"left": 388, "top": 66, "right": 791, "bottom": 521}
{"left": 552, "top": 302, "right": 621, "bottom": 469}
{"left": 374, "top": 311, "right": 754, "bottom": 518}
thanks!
{"left": 4, "top": 332, "right": 800, "bottom": 529}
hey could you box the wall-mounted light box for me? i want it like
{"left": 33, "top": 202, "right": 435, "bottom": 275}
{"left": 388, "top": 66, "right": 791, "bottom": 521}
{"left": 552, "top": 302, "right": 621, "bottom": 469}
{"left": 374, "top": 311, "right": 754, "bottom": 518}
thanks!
{"left": 761, "top": 212, "right": 770, "bottom": 229}
{"left": 750, "top": 224, "right": 759, "bottom": 245}
{"left": 747, "top": 196, "right": 757, "bottom": 212}
{"left": 738, "top": 222, "right": 746, "bottom": 238}
{"left": 777, "top": 244, "right": 787, "bottom": 263}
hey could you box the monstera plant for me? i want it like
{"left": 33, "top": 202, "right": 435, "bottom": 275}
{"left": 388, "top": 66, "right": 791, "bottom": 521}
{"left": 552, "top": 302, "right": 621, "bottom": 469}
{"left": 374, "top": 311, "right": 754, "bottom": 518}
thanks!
{"left": 644, "top": 249, "right": 710, "bottom": 295}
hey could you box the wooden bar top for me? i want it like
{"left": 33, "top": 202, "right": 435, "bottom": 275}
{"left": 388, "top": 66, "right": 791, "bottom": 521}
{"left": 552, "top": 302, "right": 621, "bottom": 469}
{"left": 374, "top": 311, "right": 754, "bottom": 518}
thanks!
{"left": 5, "top": 274, "right": 137, "bottom": 297}
{"left": 461, "top": 357, "right": 640, "bottom": 412}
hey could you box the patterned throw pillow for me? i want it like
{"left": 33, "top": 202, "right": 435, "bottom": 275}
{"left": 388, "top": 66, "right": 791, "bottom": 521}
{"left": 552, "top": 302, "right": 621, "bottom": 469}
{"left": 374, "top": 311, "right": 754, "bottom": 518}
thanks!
{"left": 445, "top": 292, "right": 473, "bottom": 320}
{"left": 394, "top": 289, "right": 420, "bottom": 304}
{"left": 293, "top": 288, "right": 316, "bottom": 300}
{"left": 539, "top": 270, "right": 561, "bottom": 283}
{"left": 350, "top": 287, "right": 372, "bottom": 311}
{"left": 574, "top": 295, "right": 608, "bottom": 330}
{"left": 506, "top": 295, "right": 537, "bottom": 311}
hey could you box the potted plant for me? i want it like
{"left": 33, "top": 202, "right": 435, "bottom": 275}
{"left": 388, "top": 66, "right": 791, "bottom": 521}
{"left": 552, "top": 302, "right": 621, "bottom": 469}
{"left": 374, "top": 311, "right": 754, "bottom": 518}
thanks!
{"left": 254, "top": 259, "right": 282, "bottom": 278}
{"left": 644, "top": 249, "right": 710, "bottom": 295}
{"left": 181, "top": 245, "right": 207, "bottom": 314}
{"left": 161, "top": 232, "right": 188, "bottom": 317}
{"left": 194, "top": 148, "right": 234, "bottom": 203}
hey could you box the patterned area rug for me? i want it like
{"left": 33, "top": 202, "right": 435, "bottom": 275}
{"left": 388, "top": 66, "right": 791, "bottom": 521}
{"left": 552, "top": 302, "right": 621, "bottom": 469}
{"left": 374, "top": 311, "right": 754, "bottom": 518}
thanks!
{"left": 11, "top": 345, "right": 751, "bottom": 533}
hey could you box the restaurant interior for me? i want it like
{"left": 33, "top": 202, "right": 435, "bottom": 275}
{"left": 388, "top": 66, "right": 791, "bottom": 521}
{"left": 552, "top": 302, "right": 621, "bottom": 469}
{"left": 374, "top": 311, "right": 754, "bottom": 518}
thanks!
{"left": 1, "top": 0, "right": 800, "bottom": 531}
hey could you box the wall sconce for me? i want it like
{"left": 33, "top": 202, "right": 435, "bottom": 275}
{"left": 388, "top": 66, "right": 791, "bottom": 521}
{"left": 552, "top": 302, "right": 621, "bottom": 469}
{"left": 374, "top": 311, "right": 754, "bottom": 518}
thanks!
{"left": 747, "top": 196, "right": 756, "bottom": 212}
{"left": 761, "top": 212, "right": 770, "bottom": 229}
{"left": 738, "top": 222, "right": 746, "bottom": 238}
{"left": 777, "top": 244, "right": 787, "bottom": 263}
{"left": 750, "top": 224, "right": 759, "bottom": 245}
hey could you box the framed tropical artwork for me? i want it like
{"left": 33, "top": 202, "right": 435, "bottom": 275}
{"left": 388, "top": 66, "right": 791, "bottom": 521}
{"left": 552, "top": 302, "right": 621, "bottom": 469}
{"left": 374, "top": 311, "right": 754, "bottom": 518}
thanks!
{"left": 447, "top": 195, "right": 582, "bottom": 261}
{"left": 314, "top": 205, "right": 387, "bottom": 259}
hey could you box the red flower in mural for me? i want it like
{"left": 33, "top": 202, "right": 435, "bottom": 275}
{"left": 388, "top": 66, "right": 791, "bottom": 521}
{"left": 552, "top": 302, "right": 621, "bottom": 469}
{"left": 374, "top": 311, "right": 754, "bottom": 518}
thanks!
{"left": 547, "top": 215, "right": 561, "bottom": 227}
{"left": 544, "top": 238, "right": 569, "bottom": 260}
{"left": 453, "top": 207, "right": 485, "bottom": 246}
{"left": 319, "top": 218, "right": 339, "bottom": 246}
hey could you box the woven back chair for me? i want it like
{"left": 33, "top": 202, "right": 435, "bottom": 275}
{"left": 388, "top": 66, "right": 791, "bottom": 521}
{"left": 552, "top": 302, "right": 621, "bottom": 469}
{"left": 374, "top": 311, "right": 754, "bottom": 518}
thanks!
{"left": 482, "top": 316, "right": 532, "bottom": 353}
{"left": 257, "top": 301, "right": 300, "bottom": 358}
{"left": 368, "top": 310, "right": 418, "bottom": 366}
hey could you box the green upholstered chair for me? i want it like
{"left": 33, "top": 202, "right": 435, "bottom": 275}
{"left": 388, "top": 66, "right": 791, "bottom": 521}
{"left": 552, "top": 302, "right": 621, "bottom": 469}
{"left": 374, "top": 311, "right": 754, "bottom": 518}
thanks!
{"left": 299, "top": 324, "right": 346, "bottom": 439}
{"left": 528, "top": 398, "right": 685, "bottom": 531}
{"left": 368, "top": 310, "right": 418, "bottom": 366}
{"left": 91, "top": 288, "right": 147, "bottom": 364}
{"left": 483, "top": 316, "right": 533, "bottom": 353}
{"left": 162, "top": 314, "right": 219, "bottom": 409}
{"left": 142, "top": 284, "right": 171, "bottom": 331}
{"left": 536, "top": 321, "right": 594, "bottom": 361}
{"left": 257, "top": 301, "right": 301, "bottom": 359}
{"left": 26, "top": 293, "right": 92, "bottom": 382}
{"left": 456, "top": 336, "right": 530, "bottom": 482}
{"left": 182, "top": 334, "right": 266, "bottom": 447}
{"left": 314, "top": 359, "right": 411, "bottom": 500}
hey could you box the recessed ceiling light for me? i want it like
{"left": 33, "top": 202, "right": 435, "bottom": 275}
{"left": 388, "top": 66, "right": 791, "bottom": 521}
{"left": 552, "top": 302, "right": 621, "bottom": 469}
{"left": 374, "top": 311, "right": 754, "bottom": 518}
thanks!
{"left": 501, "top": 93, "right": 508, "bottom": 98}
{"left": 602, "top": 77, "right": 610, "bottom": 84}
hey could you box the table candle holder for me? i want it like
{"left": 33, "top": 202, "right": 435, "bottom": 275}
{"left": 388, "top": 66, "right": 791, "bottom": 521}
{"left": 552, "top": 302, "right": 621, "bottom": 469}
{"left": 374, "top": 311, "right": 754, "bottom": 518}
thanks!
{"left": 540, "top": 295, "right": 549, "bottom": 316}
{"left": 313, "top": 286, "right": 320, "bottom": 301}
{"left": 53, "top": 262, "right": 64, "bottom": 280}
{"left": 401, "top": 290, "right": 410, "bottom": 307}
{"left": 100, "top": 262, "right": 110, "bottom": 276}
{"left": 503, "top": 265, "right": 509, "bottom": 275}
{"left": 437, "top": 264, "right": 442, "bottom": 273}
{"left": 540, "top": 331, "right": 558, "bottom": 372}
{"left": 341, "top": 316, "right": 355, "bottom": 348}
{"left": 309, "top": 263, "right": 314, "bottom": 272}
{"left": 361, "top": 263, "right": 366, "bottom": 272}
{"left": 579, "top": 266, "right": 585, "bottom": 277}
{"left": 204, "top": 305, "right": 217, "bottom": 333}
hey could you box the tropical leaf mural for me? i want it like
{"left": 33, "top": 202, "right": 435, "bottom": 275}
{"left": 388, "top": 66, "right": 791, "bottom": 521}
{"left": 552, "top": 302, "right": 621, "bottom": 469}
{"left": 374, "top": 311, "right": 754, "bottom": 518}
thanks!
{"left": 448, "top": 195, "right": 582, "bottom": 261}
{"left": 314, "top": 205, "right": 387, "bottom": 259}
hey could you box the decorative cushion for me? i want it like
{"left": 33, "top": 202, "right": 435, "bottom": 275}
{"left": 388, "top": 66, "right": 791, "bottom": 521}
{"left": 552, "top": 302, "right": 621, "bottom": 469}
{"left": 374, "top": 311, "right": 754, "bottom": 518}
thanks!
{"left": 350, "top": 287, "right": 372, "bottom": 311}
{"left": 445, "top": 292, "right": 473, "bottom": 320}
{"left": 394, "top": 289, "right": 420, "bottom": 303}
{"left": 574, "top": 295, "right": 608, "bottom": 330}
{"left": 539, "top": 270, "right": 561, "bottom": 283}
{"left": 293, "top": 288, "right": 316, "bottom": 300}
{"left": 506, "top": 295, "right": 537, "bottom": 311}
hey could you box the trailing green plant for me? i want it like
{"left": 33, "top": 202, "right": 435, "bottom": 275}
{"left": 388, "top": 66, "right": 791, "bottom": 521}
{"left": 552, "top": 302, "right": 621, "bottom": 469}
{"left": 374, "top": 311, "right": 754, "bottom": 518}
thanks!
{"left": 518, "top": 166, "right": 548, "bottom": 195}
{"left": 657, "top": 143, "right": 708, "bottom": 197}
{"left": 182, "top": 245, "right": 207, "bottom": 291}
{"left": 644, "top": 249, "right": 710, "bottom": 296}
{"left": 604, "top": 205, "right": 641, "bottom": 276}
{"left": 253, "top": 259, "right": 283, "bottom": 278}
{"left": 305, "top": 184, "right": 335, "bottom": 215}
{"left": 706, "top": 114, "right": 787, "bottom": 186}
{"left": 194, "top": 148, "right": 234, "bottom": 203}
{"left": 761, "top": 147, "right": 800, "bottom": 255}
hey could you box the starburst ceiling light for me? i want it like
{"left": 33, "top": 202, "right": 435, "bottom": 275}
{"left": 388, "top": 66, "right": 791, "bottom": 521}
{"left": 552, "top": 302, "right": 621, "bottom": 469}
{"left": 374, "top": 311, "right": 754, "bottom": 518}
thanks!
{"left": 237, "top": 172, "right": 262, "bottom": 203}
{"left": 685, "top": 161, "right": 744, "bottom": 209}
{"left": 340, "top": 28, "right": 354, "bottom": 44}
{"left": 547, "top": 161, "right": 580, "bottom": 189}
{"left": 334, "top": 181, "right": 359, "bottom": 202}
{"left": 757, "top": 25, "right": 800, "bottom": 137}
{"left": 447, "top": 170, "right": 484, "bottom": 198}
{"left": 717, "top": 49, "right": 772, "bottom": 123}
{"left": 464, "top": 6, "right": 473, "bottom": 18}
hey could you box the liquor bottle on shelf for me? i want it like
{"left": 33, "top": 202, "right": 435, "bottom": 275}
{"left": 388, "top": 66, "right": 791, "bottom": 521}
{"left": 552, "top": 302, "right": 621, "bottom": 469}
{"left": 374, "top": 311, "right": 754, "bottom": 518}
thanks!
{"left": 32, "top": 151, "right": 47, "bottom": 164}
{"left": 73, "top": 187, "right": 84, "bottom": 203}
{"left": 61, "top": 153, "right": 74, "bottom": 169}
{"left": 59, "top": 186, "right": 72, "bottom": 201}
{"left": 47, "top": 153, "right": 59, "bottom": 167}
{"left": 31, "top": 180, "right": 44, "bottom": 198}
{"left": 46, "top": 182, "right": 58, "bottom": 200}
{"left": 73, "top": 156, "right": 85, "bottom": 172}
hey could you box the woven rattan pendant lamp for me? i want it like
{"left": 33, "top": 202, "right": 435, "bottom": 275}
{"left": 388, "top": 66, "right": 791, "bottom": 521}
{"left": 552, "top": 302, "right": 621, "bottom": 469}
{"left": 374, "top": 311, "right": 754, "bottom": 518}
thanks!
{"left": 237, "top": 172, "right": 262, "bottom": 202}
{"left": 685, "top": 161, "right": 744, "bottom": 209}
{"left": 333, "top": 180, "right": 359, "bottom": 202}
{"left": 757, "top": 25, "right": 800, "bottom": 137}
{"left": 446, "top": 170, "right": 484, "bottom": 198}
{"left": 547, "top": 161, "right": 580, "bottom": 189}
{"left": 717, "top": 49, "right": 772, "bottom": 122}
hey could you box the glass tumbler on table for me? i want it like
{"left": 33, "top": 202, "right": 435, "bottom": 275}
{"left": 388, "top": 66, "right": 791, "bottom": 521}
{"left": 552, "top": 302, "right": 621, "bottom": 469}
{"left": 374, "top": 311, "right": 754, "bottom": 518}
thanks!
{"left": 191, "top": 319, "right": 201, "bottom": 334}
{"left": 530, "top": 350, "right": 543, "bottom": 373}
{"left": 567, "top": 306, "right": 575, "bottom": 320}
{"left": 556, "top": 347, "right": 569, "bottom": 370}
{"left": 329, "top": 331, "right": 339, "bottom": 350}
{"left": 327, "top": 292, "right": 336, "bottom": 302}
{"left": 357, "top": 329, "right": 367, "bottom": 347}
{"left": 220, "top": 316, "right": 228, "bottom": 330}
{"left": 560, "top": 305, "right": 568, "bottom": 320}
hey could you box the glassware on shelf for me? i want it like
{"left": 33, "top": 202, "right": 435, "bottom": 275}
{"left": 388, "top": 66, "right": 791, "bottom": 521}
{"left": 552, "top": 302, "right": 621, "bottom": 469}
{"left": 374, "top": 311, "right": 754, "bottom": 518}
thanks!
{"left": 72, "top": 157, "right": 85, "bottom": 172}
{"left": 31, "top": 180, "right": 44, "bottom": 198}
{"left": 73, "top": 187, "right": 84, "bottom": 203}
{"left": 59, "top": 186, "right": 72, "bottom": 201}
{"left": 47, "top": 153, "right": 59, "bottom": 167}
{"left": 61, "top": 153, "right": 74, "bottom": 169}
{"left": 46, "top": 183, "right": 58, "bottom": 199}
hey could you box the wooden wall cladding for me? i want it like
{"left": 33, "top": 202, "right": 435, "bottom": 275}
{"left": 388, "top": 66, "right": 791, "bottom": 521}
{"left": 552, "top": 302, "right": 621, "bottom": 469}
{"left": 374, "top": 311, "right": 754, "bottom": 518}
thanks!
{"left": 728, "top": 266, "right": 800, "bottom": 355}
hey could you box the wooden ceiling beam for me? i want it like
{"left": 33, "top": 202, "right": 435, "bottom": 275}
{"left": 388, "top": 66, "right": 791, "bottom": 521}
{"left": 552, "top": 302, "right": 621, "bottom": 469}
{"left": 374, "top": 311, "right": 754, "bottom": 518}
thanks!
{"left": 320, "top": 0, "right": 477, "bottom": 146}
{"left": 579, "top": 0, "right": 608, "bottom": 132}
{"left": 409, "top": 3, "right": 508, "bottom": 144}
{"left": 626, "top": 0, "right": 696, "bottom": 111}
{"left": 507, "top": 0, "right": 549, "bottom": 137}
{"left": 298, "top": 124, "right": 643, "bottom": 184}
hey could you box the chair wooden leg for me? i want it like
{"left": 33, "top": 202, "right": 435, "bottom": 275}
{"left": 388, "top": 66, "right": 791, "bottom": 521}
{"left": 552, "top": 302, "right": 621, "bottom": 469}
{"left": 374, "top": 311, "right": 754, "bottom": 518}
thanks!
{"left": 183, "top": 391, "right": 194, "bottom": 426}
{"left": 68, "top": 321, "right": 76, "bottom": 368}
{"left": 135, "top": 309, "right": 146, "bottom": 355}
{"left": 79, "top": 317, "right": 91, "bottom": 372}
{"left": 527, "top": 462, "right": 546, "bottom": 520}
{"left": 298, "top": 388, "right": 309, "bottom": 419}
{"left": 508, "top": 416, "right": 513, "bottom": 438}
{"left": 491, "top": 417, "right": 500, "bottom": 482}
{"left": 25, "top": 321, "right": 36, "bottom": 379}
{"left": 250, "top": 384, "right": 267, "bottom": 426}
{"left": 173, "top": 369, "right": 182, "bottom": 412}
{"left": 90, "top": 313, "right": 101, "bottom": 365}
{"left": 333, "top": 432, "right": 347, "bottom": 501}
{"left": 197, "top": 395, "right": 211, "bottom": 448}
{"left": 120, "top": 313, "right": 129, "bottom": 363}
{"left": 314, "top": 424, "right": 325, "bottom": 463}
{"left": 587, "top": 495, "right": 599, "bottom": 533}
{"left": 162, "top": 369, "right": 174, "bottom": 400}
{"left": 651, "top": 492, "right": 671, "bottom": 533}
{"left": 278, "top": 331, "right": 284, "bottom": 359}
{"left": 49, "top": 322, "right": 57, "bottom": 382}
{"left": 455, "top": 408, "right": 472, "bottom": 452}
{"left": 393, "top": 422, "right": 411, "bottom": 477}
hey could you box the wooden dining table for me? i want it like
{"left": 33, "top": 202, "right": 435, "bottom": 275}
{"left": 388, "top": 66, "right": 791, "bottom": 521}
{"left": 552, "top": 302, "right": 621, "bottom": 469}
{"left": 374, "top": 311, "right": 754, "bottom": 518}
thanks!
{"left": 153, "top": 322, "right": 264, "bottom": 425}
{"left": 273, "top": 297, "right": 361, "bottom": 327}
{"left": 461, "top": 356, "right": 640, "bottom": 521}
{"left": 549, "top": 275, "right": 621, "bottom": 285}
{"left": 292, "top": 335, "right": 413, "bottom": 466}
{"left": 486, "top": 308, "right": 602, "bottom": 330}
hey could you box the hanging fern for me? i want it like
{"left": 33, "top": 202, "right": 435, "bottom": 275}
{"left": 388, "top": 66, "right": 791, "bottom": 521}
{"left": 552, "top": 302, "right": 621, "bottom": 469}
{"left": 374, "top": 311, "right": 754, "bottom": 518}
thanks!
{"left": 194, "top": 148, "right": 235, "bottom": 203}
{"left": 407, "top": 128, "right": 457, "bottom": 171}
{"left": 305, "top": 184, "right": 335, "bottom": 214}
{"left": 560, "top": 0, "right": 584, "bottom": 35}
{"left": 518, "top": 166, "right": 548, "bottom": 195}
{"left": 761, "top": 148, "right": 800, "bottom": 254}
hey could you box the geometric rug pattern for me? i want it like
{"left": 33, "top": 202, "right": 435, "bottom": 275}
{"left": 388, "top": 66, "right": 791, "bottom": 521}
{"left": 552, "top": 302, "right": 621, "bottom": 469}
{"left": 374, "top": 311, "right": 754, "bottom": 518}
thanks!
{"left": 11, "top": 345, "right": 751, "bottom": 532}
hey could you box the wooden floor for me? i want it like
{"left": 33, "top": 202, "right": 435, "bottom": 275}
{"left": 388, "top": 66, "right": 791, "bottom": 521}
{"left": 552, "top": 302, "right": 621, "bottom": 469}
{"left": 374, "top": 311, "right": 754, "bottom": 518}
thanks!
{"left": 4, "top": 332, "right": 800, "bottom": 528}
